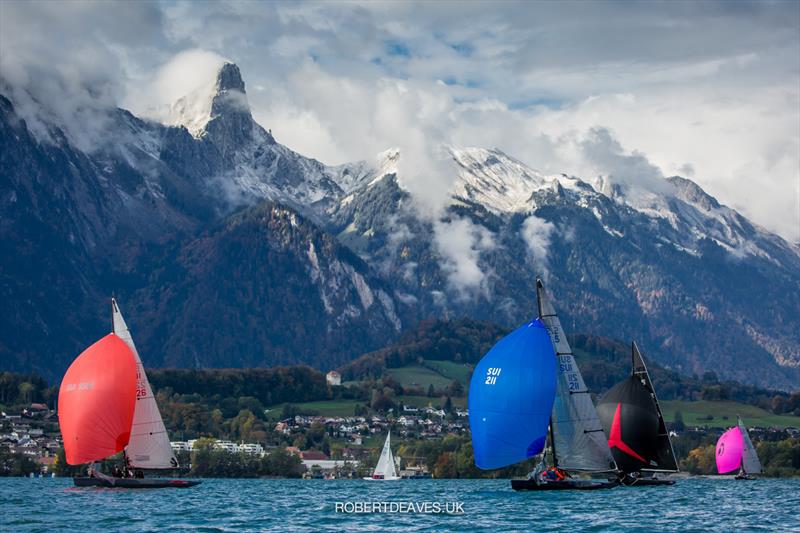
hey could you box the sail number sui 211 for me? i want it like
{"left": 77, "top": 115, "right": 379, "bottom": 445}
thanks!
{"left": 485, "top": 367, "right": 502, "bottom": 385}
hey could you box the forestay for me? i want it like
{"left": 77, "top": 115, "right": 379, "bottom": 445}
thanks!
{"left": 113, "top": 299, "right": 178, "bottom": 469}
{"left": 536, "top": 280, "right": 617, "bottom": 473}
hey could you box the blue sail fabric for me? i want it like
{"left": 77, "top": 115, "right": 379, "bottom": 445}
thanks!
{"left": 469, "top": 318, "right": 557, "bottom": 470}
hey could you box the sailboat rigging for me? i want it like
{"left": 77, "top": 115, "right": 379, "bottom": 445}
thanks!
{"left": 597, "top": 342, "right": 679, "bottom": 486}
{"left": 716, "top": 416, "right": 762, "bottom": 480}
{"left": 364, "top": 431, "right": 400, "bottom": 480}
{"left": 58, "top": 299, "right": 200, "bottom": 489}
{"left": 469, "top": 279, "right": 619, "bottom": 490}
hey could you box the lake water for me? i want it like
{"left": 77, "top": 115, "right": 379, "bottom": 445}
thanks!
{"left": 2, "top": 477, "right": 799, "bottom": 532}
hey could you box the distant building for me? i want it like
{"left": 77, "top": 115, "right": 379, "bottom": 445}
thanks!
{"left": 300, "top": 450, "right": 329, "bottom": 461}
{"left": 239, "top": 443, "right": 264, "bottom": 455}
{"left": 326, "top": 371, "right": 341, "bottom": 386}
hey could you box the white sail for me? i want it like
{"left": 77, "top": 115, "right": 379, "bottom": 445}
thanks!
{"left": 536, "top": 281, "right": 618, "bottom": 473}
{"left": 112, "top": 299, "right": 178, "bottom": 469}
{"left": 738, "top": 416, "right": 762, "bottom": 475}
{"left": 372, "top": 431, "right": 399, "bottom": 479}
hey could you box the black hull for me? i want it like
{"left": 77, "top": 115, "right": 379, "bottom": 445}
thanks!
{"left": 735, "top": 475, "right": 756, "bottom": 481}
{"left": 511, "top": 478, "right": 619, "bottom": 491}
{"left": 73, "top": 477, "right": 202, "bottom": 489}
{"left": 622, "top": 476, "right": 675, "bottom": 486}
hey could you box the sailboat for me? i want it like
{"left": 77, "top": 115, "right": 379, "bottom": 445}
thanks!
{"left": 715, "top": 415, "right": 762, "bottom": 480}
{"left": 58, "top": 299, "right": 200, "bottom": 488}
{"left": 363, "top": 431, "right": 400, "bottom": 480}
{"left": 470, "top": 279, "right": 619, "bottom": 490}
{"left": 596, "top": 342, "right": 679, "bottom": 486}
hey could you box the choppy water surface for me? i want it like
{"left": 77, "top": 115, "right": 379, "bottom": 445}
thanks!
{"left": 2, "top": 477, "right": 799, "bottom": 532}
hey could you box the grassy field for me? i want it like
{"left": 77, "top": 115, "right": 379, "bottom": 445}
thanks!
{"left": 424, "top": 360, "right": 472, "bottom": 386}
{"left": 660, "top": 400, "right": 800, "bottom": 429}
{"left": 397, "top": 394, "right": 467, "bottom": 409}
{"left": 266, "top": 399, "right": 361, "bottom": 419}
{"left": 385, "top": 365, "right": 453, "bottom": 389}
{"left": 266, "top": 393, "right": 467, "bottom": 420}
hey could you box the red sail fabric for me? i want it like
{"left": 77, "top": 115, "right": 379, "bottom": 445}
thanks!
{"left": 58, "top": 334, "right": 137, "bottom": 465}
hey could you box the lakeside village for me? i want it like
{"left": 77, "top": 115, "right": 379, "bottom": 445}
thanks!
{"left": 3, "top": 371, "right": 799, "bottom": 479}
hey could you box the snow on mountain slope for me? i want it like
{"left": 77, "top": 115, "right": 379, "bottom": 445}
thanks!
{"left": 349, "top": 146, "right": 798, "bottom": 270}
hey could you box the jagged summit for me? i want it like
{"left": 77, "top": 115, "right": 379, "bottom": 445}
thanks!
{"left": 167, "top": 61, "right": 270, "bottom": 150}
{"left": 215, "top": 62, "right": 245, "bottom": 93}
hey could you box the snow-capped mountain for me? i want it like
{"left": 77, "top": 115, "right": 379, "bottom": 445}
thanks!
{"left": 1, "top": 62, "right": 797, "bottom": 388}
{"left": 323, "top": 147, "right": 800, "bottom": 388}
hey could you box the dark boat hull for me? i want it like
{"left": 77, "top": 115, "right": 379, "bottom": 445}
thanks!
{"left": 511, "top": 478, "right": 619, "bottom": 491}
{"left": 622, "top": 476, "right": 675, "bottom": 486}
{"left": 73, "top": 477, "right": 202, "bottom": 489}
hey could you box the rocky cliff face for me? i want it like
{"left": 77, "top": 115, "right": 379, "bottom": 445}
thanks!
{"left": 0, "top": 65, "right": 407, "bottom": 379}
{"left": 1, "top": 63, "right": 798, "bottom": 388}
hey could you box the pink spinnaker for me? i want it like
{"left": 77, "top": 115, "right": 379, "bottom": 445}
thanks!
{"left": 715, "top": 427, "right": 744, "bottom": 474}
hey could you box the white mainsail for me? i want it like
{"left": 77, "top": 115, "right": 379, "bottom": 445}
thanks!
{"left": 536, "top": 280, "right": 618, "bottom": 473}
{"left": 738, "top": 416, "right": 762, "bottom": 475}
{"left": 370, "top": 431, "right": 399, "bottom": 479}
{"left": 112, "top": 299, "right": 178, "bottom": 469}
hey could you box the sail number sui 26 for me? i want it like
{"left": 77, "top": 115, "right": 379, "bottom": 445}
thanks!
{"left": 485, "top": 367, "right": 502, "bottom": 385}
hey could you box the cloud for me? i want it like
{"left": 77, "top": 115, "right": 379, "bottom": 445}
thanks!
{"left": 521, "top": 215, "right": 555, "bottom": 278}
{"left": 1, "top": 0, "right": 797, "bottom": 240}
{"left": 433, "top": 216, "right": 495, "bottom": 297}
{"left": 125, "top": 49, "right": 230, "bottom": 126}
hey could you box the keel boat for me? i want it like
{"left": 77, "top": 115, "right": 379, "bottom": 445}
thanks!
{"left": 597, "top": 342, "right": 679, "bottom": 486}
{"left": 716, "top": 415, "right": 762, "bottom": 480}
{"left": 58, "top": 299, "right": 201, "bottom": 488}
{"left": 470, "top": 279, "right": 619, "bottom": 490}
{"left": 363, "top": 431, "right": 400, "bottom": 480}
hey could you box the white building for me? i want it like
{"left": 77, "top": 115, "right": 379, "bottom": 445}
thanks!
{"left": 239, "top": 443, "right": 264, "bottom": 455}
{"left": 326, "top": 371, "right": 342, "bottom": 386}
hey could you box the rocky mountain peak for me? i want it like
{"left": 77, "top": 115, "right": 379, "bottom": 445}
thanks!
{"left": 215, "top": 62, "right": 245, "bottom": 93}
{"left": 167, "top": 61, "right": 268, "bottom": 150}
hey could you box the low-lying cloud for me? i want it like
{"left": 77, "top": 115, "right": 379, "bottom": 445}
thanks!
{"left": 0, "top": 0, "right": 797, "bottom": 241}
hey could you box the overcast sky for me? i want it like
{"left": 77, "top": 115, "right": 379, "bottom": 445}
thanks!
{"left": 1, "top": 0, "right": 798, "bottom": 241}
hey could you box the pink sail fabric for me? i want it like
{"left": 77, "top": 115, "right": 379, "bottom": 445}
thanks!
{"left": 715, "top": 427, "right": 744, "bottom": 474}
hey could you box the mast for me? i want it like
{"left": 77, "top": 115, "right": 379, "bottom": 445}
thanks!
{"left": 631, "top": 341, "right": 679, "bottom": 473}
{"left": 536, "top": 279, "right": 544, "bottom": 318}
{"left": 536, "top": 279, "right": 618, "bottom": 474}
{"left": 113, "top": 298, "right": 179, "bottom": 470}
{"left": 737, "top": 414, "right": 762, "bottom": 475}
{"left": 539, "top": 280, "right": 557, "bottom": 469}
{"left": 548, "top": 418, "right": 558, "bottom": 468}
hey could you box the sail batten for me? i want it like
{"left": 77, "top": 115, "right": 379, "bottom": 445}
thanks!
{"left": 113, "top": 299, "right": 178, "bottom": 469}
{"left": 536, "top": 280, "right": 618, "bottom": 473}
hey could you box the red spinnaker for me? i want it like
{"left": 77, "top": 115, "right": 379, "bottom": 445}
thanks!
{"left": 58, "top": 334, "right": 137, "bottom": 465}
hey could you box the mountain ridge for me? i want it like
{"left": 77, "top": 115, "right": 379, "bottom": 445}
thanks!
{"left": 1, "top": 61, "right": 798, "bottom": 388}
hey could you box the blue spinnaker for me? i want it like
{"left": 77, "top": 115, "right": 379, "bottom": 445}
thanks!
{"left": 468, "top": 318, "right": 557, "bottom": 470}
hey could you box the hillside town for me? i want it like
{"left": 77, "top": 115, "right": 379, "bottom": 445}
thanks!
{"left": 3, "top": 399, "right": 798, "bottom": 479}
